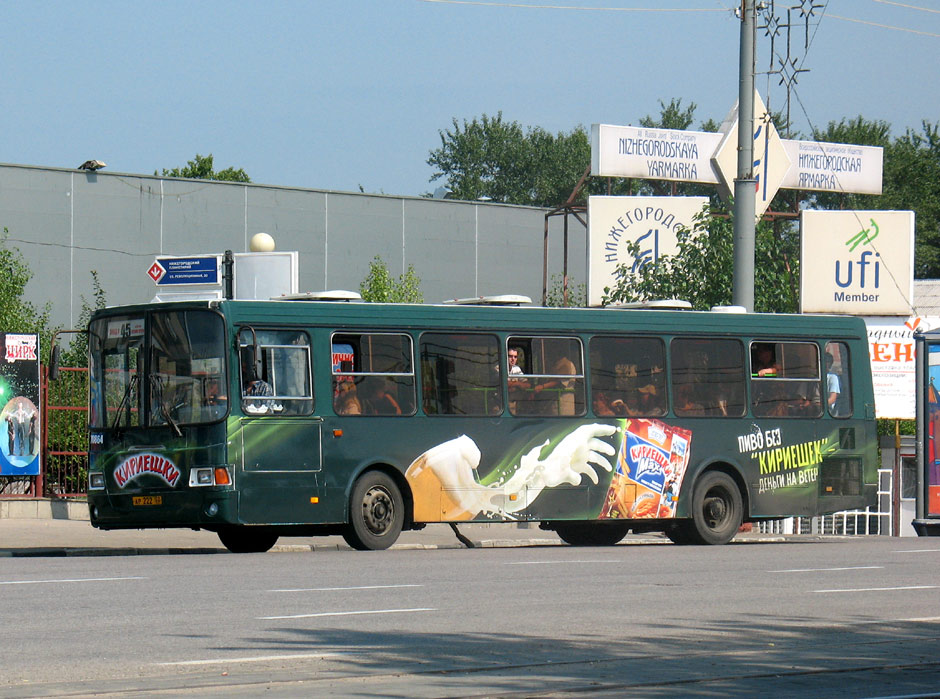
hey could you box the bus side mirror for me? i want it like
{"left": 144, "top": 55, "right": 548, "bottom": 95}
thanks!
{"left": 49, "top": 344, "right": 61, "bottom": 381}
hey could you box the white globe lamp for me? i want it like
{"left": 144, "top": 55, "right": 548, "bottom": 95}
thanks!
{"left": 250, "top": 232, "right": 276, "bottom": 252}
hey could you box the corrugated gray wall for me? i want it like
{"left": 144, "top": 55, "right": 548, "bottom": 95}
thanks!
{"left": 0, "top": 164, "right": 585, "bottom": 329}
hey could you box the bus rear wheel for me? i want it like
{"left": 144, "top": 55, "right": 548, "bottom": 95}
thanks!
{"left": 553, "top": 521, "right": 630, "bottom": 546}
{"left": 218, "top": 526, "right": 279, "bottom": 553}
{"left": 687, "top": 471, "right": 743, "bottom": 545}
{"left": 343, "top": 471, "right": 404, "bottom": 551}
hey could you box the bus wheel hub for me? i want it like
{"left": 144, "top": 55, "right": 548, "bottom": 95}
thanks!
{"left": 363, "top": 487, "right": 393, "bottom": 534}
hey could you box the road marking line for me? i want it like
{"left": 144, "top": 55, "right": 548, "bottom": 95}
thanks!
{"left": 260, "top": 607, "right": 435, "bottom": 620}
{"left": 155, "top": 652, "right": 343, "bottom": 666}
{"left": 814, "top": 585, "right": 938, "bottom": 593}
{"left": 0, "top": 576, "right": 146, "bottom": 586}
{"left": 770, "top": 566, "right": 884, "bottom": 573}
{"left": 505, "top": 560, "right": 618, "bottom": 565}
{"left": 894, "top": 549, "right": 940, "bottom": 553}
{"left": 269, "top": 584, "right": 423, "bottom": 592}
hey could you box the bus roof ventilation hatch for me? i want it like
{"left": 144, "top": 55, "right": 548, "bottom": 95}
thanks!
{"left": 442, "top": 294, "right": 532, "bottom": 306}
{"left": 275, "top": 290, "right": 363, "bottom": 302}
{"left": 710, "top": 305, "right": 747, "bottom": 313}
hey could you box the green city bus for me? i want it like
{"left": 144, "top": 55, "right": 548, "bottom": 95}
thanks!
{"left": 81, "top": 296, "right": 877, "bottom": 552}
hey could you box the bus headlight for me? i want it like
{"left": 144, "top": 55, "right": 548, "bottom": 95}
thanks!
{"left": 190, "top": 468, "right": 214, "bottom": 486}
{"left": 88, "top": 472, "right": 106, "bottom": 490}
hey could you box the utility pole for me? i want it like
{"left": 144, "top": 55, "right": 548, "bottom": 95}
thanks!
{"left": 733, "top": 0, "right": 757, "bottom": 312}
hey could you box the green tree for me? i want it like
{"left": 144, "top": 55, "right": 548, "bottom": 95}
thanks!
{"left": 359, "top": 256, "right": 424, "bottom": 303}
{"left": 158, "top": 153, "right": 250, "bottom": 182}
{"left": 427, "top": 112, "right": 590, "bottom": 207}
{"left": 544, "top": 274, "right": 585, "bottom": 308}
{"left": 0, "top": 228, "right": 52, "bottom": 342}
{"left": 603, "top": 204, "right": 799, "bottom": 313}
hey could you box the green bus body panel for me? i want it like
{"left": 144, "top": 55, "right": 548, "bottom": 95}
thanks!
{"left": 86, "top": 299, "right": 877, "bottom": 531}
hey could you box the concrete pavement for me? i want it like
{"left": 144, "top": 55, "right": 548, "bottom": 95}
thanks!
{"left": 0, "top": 498, "right": 790, "bottom": 557}
{"left": 0, "top": 497, "right": 573, "bottom": 556}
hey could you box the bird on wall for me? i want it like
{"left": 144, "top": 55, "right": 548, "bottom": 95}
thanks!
{"left": 78, "top": 160, "right": 107, "bottom": 171}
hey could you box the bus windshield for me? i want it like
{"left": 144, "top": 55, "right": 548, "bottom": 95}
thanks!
{"left": 89, "top": 309, "right": 227, "bottom": 429}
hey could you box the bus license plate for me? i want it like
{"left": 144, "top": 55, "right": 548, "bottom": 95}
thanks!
{"left": 132, "top": 496, "right": 162, "bottom": 506}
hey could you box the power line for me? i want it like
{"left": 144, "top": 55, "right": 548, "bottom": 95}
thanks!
{"left": 872, "top": 0, "right": 940, "bottom": 15}
{"left": 418, "top": 0, "right": 727, "bottom": 12}
{"left": 828, "top": 12, "right": 940, "bottom": 37}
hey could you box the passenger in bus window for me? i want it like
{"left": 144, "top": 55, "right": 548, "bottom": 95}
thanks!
{"left": 636, "top": 384, "right": 660, "bottom": 415}
{"left": 674, "top": 383, "right": 704, "bottom": 415}
{"left": 535, "top": 352, "right": 577, "bottom": 415}
{"left": 752, "top": 343, "right": 779, "bottom": 377}
{"left": 593, "top": 391, "right": 616, "bottom": 416}
{"left": 242, "top": 364, "right": 274, "bottom": 414}
{"left": 335, "top": 380, "right": 362, "bottom": 415}
{"left": 826, "top": 352, "right": 842, "bottom": 415}
{"left": 507, "top": 348, "right": 524, "bottom": 376}
{"left": 364, "top": 379, "right": 402, "bottom": 415}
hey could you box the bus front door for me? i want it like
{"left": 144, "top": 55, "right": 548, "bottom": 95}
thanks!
{"left": 235, "top": 417, "right": 323, "bottom": 524}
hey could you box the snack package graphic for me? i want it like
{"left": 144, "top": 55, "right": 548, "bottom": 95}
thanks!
{"left": 600, "top": 418, "right": 692, "bottom": 519}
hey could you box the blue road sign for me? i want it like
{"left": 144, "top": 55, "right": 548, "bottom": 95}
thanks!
{"left": 150, "top": 256, "right": 220, "bottom": 286}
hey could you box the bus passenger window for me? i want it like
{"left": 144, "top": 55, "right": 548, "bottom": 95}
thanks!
{"left": 331, "top": 333, "right": 416, "bottom": 416}
{"left": 671, "top": 338, "right": 746, "bottom": 417}
{"left": 508, "top": 336, "right": 585, "bottom": 417}
{"left": 420, "top": 333, "right": 501, "bottom": 416}
{"left": 239, "top": 329, "right": 313, "bottom": 416}
{"left": 825, "top": 341, "right": 852, "bottom": 418}
{"left": 749, "top": 341, "right": 822, "bottom": 418}
{"left": 589, "top": 336, "right": 666, "bottom": 417}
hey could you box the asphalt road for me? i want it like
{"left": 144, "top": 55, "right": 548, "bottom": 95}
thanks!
{"left": 1, "top": 538, "right": 938, "bottom": 698}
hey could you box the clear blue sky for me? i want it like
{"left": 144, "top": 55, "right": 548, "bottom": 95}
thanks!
{"left": 2, "top": 1, "right": 937, "bottom": 197}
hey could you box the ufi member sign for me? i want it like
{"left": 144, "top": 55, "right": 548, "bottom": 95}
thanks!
{"left": 800, "top": 210, "right": 914, "bottom": 316}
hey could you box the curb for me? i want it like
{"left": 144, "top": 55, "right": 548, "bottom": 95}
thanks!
{"left": 0, "top": 534, "right": 804, "bottom": 558}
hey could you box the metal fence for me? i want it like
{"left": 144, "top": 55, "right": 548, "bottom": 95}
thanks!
{"left": 757, "top": 467, "right": 893, "bottom": 536}
{"left": 0, "top": 364, "right": 88, "bottom": 498}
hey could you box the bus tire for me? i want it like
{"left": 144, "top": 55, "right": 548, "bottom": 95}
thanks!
{"left": 554, "top": 521, "right": 630, "bottom": 546}
{"left": 664, "top": 522, "right": 696, "bottom": 545}
{"left": 218, "top": 526, "right": 279, "bottom": 553}
{"left": 687, "top": 471, "right": 743, "bottom": 545}
{"left": 343, "top": 471, "right": 404, "bottom": 551}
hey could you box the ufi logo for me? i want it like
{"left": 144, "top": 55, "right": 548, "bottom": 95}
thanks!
{"left": 114, "top": 453, "right": 180, "bottom": 488}
{"left": 834, "top": 218, "right": 881, "bottom": 295}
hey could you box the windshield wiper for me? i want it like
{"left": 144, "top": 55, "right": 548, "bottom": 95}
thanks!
{"left": 110, "top": 373, "right": 139, "bottom": 433}
{"left": 150, "top": 375, "right": 183, "bottom": 438}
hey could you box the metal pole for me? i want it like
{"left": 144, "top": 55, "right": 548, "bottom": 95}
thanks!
{"left": 733, "top": 0, "right": 757, "bottom": 312}
{"left": 914, "top": 331, "right": 926, "bottom": 525}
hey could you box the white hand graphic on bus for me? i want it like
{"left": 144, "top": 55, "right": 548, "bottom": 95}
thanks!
{"left": 405, "top": 424, "right": 617, "bottom": 520}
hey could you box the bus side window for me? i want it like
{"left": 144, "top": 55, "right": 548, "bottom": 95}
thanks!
{"left": 419, "top": 333, "right": 501, "bottom": 416}
{"left": 239, "top": 330, "right": 313, "bottom": 416}
{"left": 589, "top": 336, "right": 665, "bottom": 417}
{"left": 332, "top": 332, "right": 416, "bottom": 416}
{"left": 671, "top": 338, "right": 746, "bottom": 417}
{"left": 825, "top": 341, "right": 852, "bottom": 418}
{"left": 509, "top": 336, "right": 585, "bottom": 417}
{"left": 749, "top": 341, "right": 822, "bottom": 418}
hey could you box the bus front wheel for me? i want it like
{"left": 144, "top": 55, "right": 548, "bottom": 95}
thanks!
{"left": 687, "top": 471, "right": 743, "bottom": 545}
{"left": 218, "top": 526, "right": 279, "bottom": 553}
{"left": 343, "top": 471, "right": 404, "bottom": 551}
{"left": 554, "top": 521, "right": 630, "bottom": 546}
